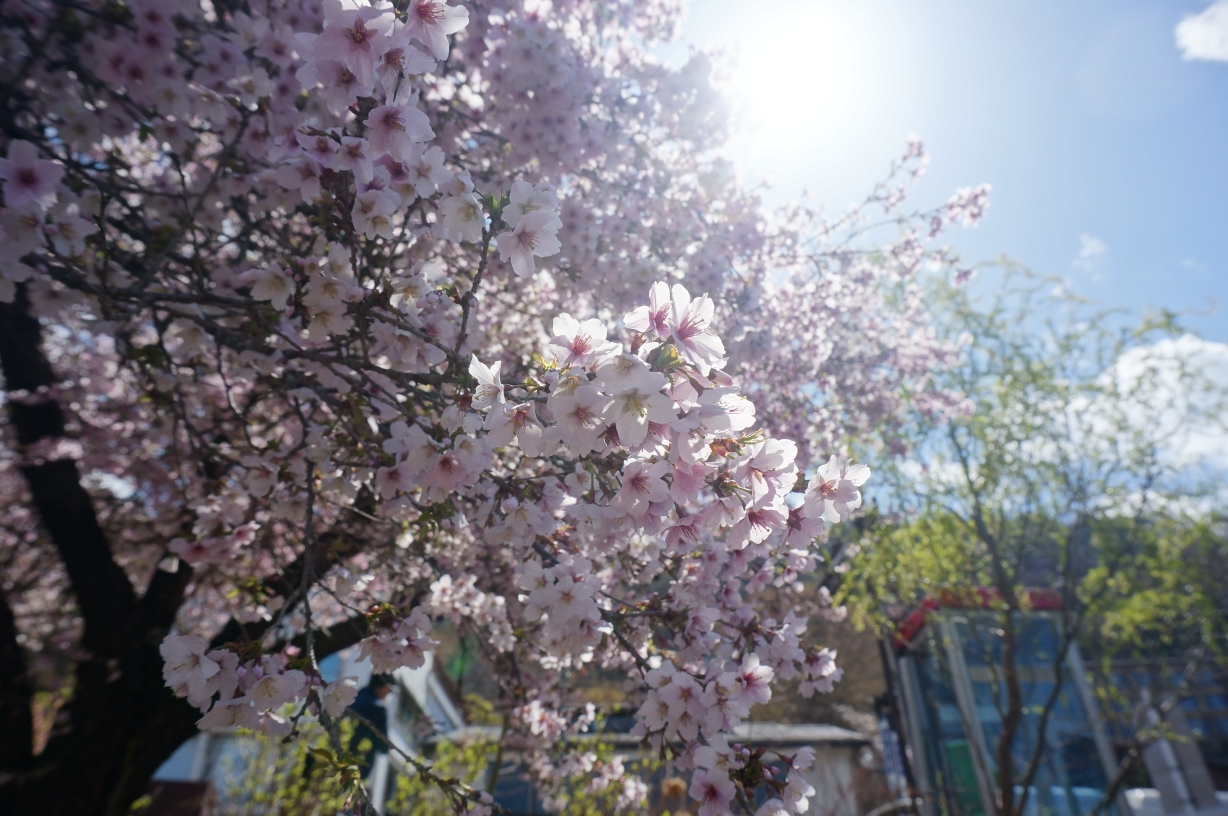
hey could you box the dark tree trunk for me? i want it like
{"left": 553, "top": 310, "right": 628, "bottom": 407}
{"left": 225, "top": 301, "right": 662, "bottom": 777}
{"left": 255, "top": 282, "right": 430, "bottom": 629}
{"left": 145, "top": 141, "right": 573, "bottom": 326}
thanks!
{"left": 0, "top": 287, "right": 372, "bottom": 815}
{"left": 6, "top": 678, "right": 202, "bottom": 816}
{"left": 0, "top": 286, "right": 201, "bottom": 816}
{"left": 0, "top": 589, "right": 35, "bottom": 771}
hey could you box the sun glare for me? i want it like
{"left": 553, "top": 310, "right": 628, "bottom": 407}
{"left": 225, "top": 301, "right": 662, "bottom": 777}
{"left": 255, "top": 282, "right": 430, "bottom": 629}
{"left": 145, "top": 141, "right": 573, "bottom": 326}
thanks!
{"left": 708, "top": 0, "right": 918, "bottom": 204}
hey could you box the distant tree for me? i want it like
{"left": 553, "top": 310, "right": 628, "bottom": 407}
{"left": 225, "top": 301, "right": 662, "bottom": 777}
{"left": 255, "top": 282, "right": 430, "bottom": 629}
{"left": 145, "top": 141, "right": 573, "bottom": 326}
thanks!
{"left": 214, "top": 723, "right": 654, "bottom": 816}
{"left": 839, "top": 268, "right": 1228, "bottom": 816}
{"left": 1086, "top": 512, "right": 1228, "bottom": 670}
{"left": 211, "top": 720, "right": 356, "bottom": 816}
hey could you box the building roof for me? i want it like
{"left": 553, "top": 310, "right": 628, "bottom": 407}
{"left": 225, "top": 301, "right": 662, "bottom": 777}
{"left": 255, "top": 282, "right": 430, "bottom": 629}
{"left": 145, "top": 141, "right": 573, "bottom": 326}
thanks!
{"left": 894, "top": 587, "right": 1063, "bottom": 648}
{"left": 731, "top": 722, "right": 869, "bottom": 746}
{"left": 428, "top": 722, "right": 868, "bottom": 749}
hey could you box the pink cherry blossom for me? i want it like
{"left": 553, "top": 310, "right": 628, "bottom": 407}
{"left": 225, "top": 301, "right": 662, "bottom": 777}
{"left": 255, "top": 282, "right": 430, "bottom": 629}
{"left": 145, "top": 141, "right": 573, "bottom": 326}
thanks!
{"left": 333, "top": 136, "right": 375, "bottom": 183}
{"left": 0, "top": 140, "right": 63, "bottom": 210}
{"left": 314, "top": 0, "right": 394, "bottom": 89}
{"left": 613, "top": 458, "right": 670, "bottom": 517}
{"left": 296, "top": 57, "right": 375, "bottom": 114}
{"left": 689, "top": 768, "right": 736, "bottom": 816}
{"left": 160, "top": 635, "right": 220, "bottom": 703}
{"left": 365, "top": 102, "right": 433, "bottom": 160}
{"left": 550, "top": 385, "right": 607, "bottom": 455}
{"left": 736, "top": 653, "right": 774, "bottom": 706}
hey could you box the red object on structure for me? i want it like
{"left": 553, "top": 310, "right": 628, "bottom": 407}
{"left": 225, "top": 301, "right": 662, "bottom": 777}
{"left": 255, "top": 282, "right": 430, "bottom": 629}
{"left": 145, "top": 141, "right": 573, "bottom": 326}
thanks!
{"left": 893, "top": 587, "right": 1063, "bottom": 649}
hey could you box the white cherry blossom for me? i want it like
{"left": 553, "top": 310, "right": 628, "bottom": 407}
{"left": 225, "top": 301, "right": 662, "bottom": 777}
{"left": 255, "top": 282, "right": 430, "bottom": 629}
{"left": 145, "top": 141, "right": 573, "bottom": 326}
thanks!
{"left": 159, "top": 635, "right": 220, "bottom": 704}
{"left": 548, "top": 313, "right": 619, "bottom": 368}
{"left": 495, "top": 211, "right": 561, "bottom": 278}
{"left": 404, "top": 0, "right": 470, "bottom": 60}
{"left": 624, "top": 280, "right": 671, "bottom": 338}
{"left": 603, "top": 383, "right": 676, "bottom": 448}
{"left": 667, "top": 284, "right": 726, "bottom": 375}
{"left": 503, "top": 179, "right": 559, "bottom": 229}
{"left": 247, "top": 669, "right": 306, "bottom": 711}
{"left": 803, "top": 455, "right": 871, "bottom": 523}
{"left": 439, "top": 193, "right": 485, "bottom": 242}
{"left": 240, "top": 264, "right": 295, "bottom": 310}
{"left": 320, "top": 677, "right": 358, "bottom": 717}
{"left": 468, "top": 355, "right": 505, "bottom": 409}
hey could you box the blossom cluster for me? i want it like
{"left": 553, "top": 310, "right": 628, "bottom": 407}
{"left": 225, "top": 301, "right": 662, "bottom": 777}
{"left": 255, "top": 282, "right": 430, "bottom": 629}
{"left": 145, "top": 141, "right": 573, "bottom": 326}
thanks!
{"left": 161, "top": 633, "right": 358, "bottom": 734}
{"left": 691, "top": 744, "right": 819, "bottom": 816}
{"left": 358, "top": 607, "right": 436, "bottom": 674}
{"left": 168, "top": 274, "right": 869, "bottom": 811}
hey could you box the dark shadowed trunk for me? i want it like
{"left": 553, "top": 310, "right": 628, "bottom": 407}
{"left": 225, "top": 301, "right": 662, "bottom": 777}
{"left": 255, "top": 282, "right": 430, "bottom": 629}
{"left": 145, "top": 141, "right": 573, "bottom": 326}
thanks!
{"left": 0, "top": 285, "right": 203, "bottom": 816}
{"left": 0, "top": 286, "right": 372, "bottom": 815}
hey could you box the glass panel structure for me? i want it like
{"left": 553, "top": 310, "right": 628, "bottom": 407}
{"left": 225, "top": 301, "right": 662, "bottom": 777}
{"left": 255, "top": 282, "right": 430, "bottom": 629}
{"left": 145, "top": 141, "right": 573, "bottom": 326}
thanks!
{"left": 912, "top": 649, "right": 987, "bottom": 816}
{"left": 898, "top": 610, "right": 1122, "bottom": 816}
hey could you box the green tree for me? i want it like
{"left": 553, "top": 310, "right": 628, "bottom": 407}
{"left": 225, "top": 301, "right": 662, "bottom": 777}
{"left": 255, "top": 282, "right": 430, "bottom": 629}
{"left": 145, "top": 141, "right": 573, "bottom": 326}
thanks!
{"left": 203, "top": 721, "right": 358, "bottom": 816}
{"left": 841, "top": 268, "right": 1228, "bottom": 816}
{"left": 1085, "top": 513, "right": 1228, "bottom": 670}
{"left": 214, "top": 723, "right": 655, "bottom": 816}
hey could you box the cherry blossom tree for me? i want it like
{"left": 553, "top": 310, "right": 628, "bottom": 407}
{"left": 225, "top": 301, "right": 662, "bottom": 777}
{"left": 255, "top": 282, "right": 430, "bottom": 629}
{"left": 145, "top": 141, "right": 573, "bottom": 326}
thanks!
{"left": 0, "top": 0, "right": 987, "bottom": 814}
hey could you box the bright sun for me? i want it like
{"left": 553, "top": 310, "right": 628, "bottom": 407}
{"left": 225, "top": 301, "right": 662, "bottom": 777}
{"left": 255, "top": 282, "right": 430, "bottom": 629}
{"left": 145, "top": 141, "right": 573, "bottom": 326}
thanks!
{"left": 701, "top": 0, "right": 918, "bottom": 204}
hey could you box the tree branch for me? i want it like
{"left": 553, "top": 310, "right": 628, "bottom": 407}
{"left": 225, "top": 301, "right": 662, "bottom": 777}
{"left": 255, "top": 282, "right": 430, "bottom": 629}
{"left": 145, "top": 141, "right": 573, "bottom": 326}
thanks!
{"left": 139, "top": 561, "right": 195, "bottom": 636}
{"left": 209, "top": 492, "right": 383, "bottom": 650}
{"left": 286, "top": 612, "right": 369, "bottom": 658}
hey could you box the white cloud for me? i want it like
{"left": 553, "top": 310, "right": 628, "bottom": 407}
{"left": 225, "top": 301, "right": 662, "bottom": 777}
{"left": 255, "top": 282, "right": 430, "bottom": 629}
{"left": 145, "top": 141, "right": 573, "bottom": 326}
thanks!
{"left": 1176, "top": 0, "right": 1228, "bottom": 62}
{"left": 1073, "top": 233, "right": 1107, "bottom": 276}
{"left": 1102, "top": 334, "right": 1228, "bottom": 472}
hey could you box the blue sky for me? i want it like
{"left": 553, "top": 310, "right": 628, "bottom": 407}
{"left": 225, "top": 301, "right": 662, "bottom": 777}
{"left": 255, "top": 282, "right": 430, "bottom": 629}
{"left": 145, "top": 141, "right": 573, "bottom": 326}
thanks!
{"left": 669, "top": 0, "right": 1228, "bottom": 340}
